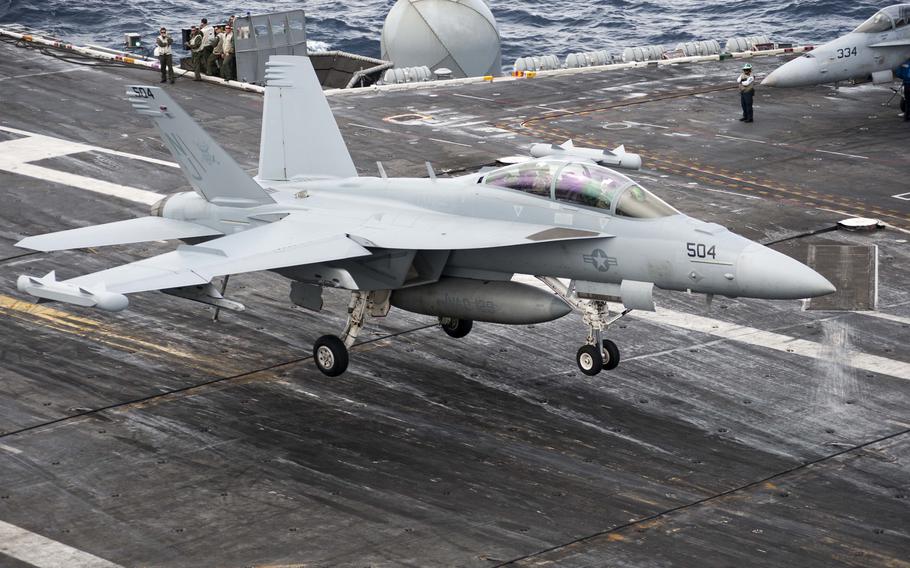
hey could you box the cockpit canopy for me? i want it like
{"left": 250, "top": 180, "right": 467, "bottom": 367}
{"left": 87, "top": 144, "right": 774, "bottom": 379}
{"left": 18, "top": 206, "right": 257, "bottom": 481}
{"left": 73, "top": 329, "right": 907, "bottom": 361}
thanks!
{"left": 854, "top": 4, "right": 910, "bottom": 33}
{"left": 481, "top": 159, "right": 678, "bottom": 219}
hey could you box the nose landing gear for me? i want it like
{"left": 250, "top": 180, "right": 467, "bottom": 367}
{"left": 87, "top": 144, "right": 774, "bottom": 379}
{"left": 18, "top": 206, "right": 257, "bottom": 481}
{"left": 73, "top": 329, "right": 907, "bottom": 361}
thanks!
{"left": 538, "top": 277, "right": 631, "bottom": 376}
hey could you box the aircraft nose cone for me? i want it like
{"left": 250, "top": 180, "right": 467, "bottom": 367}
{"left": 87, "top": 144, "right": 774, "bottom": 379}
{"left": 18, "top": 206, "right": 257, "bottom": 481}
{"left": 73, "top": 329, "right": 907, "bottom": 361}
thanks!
{"left": 763, "top": 56, "right": 817, "bottom": 88}
{"left": 736, "top": 243, "right": 836, "bottom": 299}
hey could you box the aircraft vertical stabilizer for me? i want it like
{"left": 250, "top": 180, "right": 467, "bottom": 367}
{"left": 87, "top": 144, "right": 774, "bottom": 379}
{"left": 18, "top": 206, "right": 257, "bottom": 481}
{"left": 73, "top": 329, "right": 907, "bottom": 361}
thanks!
{"left": 258, "top": 56, "right": 358, "bottom": 181}
{"left": 126, "top": 85, "right": 275, "bottom": 208}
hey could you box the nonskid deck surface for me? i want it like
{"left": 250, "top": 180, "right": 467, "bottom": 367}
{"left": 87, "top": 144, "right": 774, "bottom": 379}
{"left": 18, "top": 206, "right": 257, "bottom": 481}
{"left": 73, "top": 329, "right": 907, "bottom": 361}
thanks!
{"left": 0, "top": 40, "right": 908, "bottom": 567}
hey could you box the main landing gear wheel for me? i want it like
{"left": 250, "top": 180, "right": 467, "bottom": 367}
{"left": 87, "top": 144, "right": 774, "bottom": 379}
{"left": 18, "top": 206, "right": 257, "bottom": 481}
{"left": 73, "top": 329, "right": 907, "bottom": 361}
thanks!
{"left": 576, "top": 344, "right": 604, "bottom": 376}
{"left": 440, "top": 317, "right": 473, "bottom": 338}
{"left": 313, "top": 335, "right": 349, "bottom": 377}
{"left": 602, "top": 339, "right": 620, "bottom": 370}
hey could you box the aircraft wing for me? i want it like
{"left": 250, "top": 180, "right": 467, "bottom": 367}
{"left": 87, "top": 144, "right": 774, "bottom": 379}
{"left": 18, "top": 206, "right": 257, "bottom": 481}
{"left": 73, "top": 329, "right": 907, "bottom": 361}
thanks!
{"left": 16, "top": 217, "right": 224, "bottom": 252}
{"left": 869, "top": 39, "right": 910, "bottom": 48}
{"left": 17, "top": 218, "right": 371, "bottom": 310}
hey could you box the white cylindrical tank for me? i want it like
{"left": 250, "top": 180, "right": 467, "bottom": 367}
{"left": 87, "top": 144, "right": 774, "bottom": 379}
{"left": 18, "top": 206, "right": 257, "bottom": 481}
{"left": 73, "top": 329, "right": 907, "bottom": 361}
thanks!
{"left": 381, "top": 0, "right": 503, "bottom": 78}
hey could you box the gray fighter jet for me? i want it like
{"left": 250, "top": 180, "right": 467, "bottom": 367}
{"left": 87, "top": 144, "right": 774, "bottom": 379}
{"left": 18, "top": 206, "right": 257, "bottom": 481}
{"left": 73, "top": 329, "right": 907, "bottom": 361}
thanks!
{"left": 764, "top": 4, "right": 910, "bottom": 88}
{"left": 14, "top": 56, "right": 835, "bottom": 377}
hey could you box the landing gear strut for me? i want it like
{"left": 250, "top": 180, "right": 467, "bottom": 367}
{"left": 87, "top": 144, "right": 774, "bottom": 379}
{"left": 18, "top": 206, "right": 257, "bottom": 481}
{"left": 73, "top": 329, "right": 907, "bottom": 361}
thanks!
{"left": 312, "top": 290, "right": 390, "bottom": 377}
{"left": 537, "top": 277, "right": 631, "bottom": 376}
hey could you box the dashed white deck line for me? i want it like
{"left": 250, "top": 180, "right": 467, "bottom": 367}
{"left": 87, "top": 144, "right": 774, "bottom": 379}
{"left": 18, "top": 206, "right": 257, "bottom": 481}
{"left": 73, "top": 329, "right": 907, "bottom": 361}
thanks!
{"left": 427, "top": 137, "right": 472, "bottom": 147}
{"left": 0, "top": 520, "right": 123, "bottom": 568}
{"left": 816, "top": 149, "right": 869, "bottom": 160}
{"left": 0, "top": 127, "right": 169, "bottom": 205}
{"left": 451, "top": 92, "right": 495, "bottom": 102}
{"left": 715, "top": 134, "right": 767, "bottom": 144}
{"left": 0, "top": 67, "right": 88, "bottom": 83}
{"left": 348, "top": 122, "right": 392, "bottom": 133}
{"left": 625, "top": 120, "right": 670, "bottom": 130}
{"left": 513, "top": 275, "right": 910, "bottom": 382}
{"left": 0, "top": 443, "right": 22, "bottom": 454}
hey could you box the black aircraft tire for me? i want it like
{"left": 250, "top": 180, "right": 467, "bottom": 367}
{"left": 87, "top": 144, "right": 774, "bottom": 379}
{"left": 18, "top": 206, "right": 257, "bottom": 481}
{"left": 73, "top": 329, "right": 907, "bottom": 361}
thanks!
{"left": 902, "top": 99, "right": 907, "bottom": 113}
{"left": 440, "top": 317, "right": 473, "bottom": 338}
{"left": 576, "top": 344, "right": 604, "bottom": 376}
{"left": 313, "top": 335, "right": 349, "bottom": 377}
{"left": 602, "top": 339, "right": 621, "bottom": 370}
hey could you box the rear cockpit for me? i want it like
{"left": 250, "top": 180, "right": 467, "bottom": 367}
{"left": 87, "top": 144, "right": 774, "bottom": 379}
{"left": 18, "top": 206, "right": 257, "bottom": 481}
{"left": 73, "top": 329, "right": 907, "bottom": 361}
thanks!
{"left": 480, "top": 159, "right": 678, "bottom": 219}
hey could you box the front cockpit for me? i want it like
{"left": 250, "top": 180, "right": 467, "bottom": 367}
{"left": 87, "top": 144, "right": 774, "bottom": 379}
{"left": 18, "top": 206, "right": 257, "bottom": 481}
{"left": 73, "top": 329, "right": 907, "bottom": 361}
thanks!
{"left": 854, "top": 4, "right": 910, "bottom": 32}
{"left": 480, "top": 159, "right": 678, "bottom": 219}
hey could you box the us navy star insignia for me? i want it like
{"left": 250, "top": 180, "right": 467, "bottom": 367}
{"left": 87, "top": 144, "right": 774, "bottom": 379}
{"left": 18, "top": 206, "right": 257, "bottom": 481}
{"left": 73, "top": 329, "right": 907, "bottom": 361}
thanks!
{"left": 583, "top": 249, "right": 618, "bottom": 272}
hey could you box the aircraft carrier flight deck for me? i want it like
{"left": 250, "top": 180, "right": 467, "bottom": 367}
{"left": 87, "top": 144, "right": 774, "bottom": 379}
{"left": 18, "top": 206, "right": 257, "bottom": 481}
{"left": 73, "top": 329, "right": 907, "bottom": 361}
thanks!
{"left": 0, "top": 37, "right": 908, "bottom": 567}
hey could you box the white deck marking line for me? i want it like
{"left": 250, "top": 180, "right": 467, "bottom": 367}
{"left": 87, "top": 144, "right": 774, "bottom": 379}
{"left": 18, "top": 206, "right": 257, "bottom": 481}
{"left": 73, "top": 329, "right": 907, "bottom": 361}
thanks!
{"left": 427, "top": 137, "right": 472, "bottom": 147}
{"left": 816, "top": 149, "right": 869, "bottom": 160}
{"left": 891, "top": 192, "right": 910, "bottom": 201}
{"left": 0, "top": 443, "right": 22, "bottom": 454}
{"left": 3, "top": 162, "right": 164, "bottom": 205}
{"left": 442, "top": 120, "right": 489, "bottom": 128}
{"left": 0, "top": 67, "right": 88, "bottom": 82}
{"left": 0, "top": 132, "right": 166, "bottom": 206}
{"left": 857, "top": 311, "right": 910, "bottom": 326}
{"left": 625, "top": 120, "right": 670, "bottom": 130}
{"left": 715, "top": 134, "right": 767, "bottom": 144}
{"left": 0, "top": 520, "right": 124, "bottom": 568}
{"left": 452, "top": 92, "right": 495, "bottom": 102}
{"left": 513, "top": 274, "right": 910, "bottom": 382}
{"left": 0, "top": 126, "right": 179, "bottom": 168}
{"left": 633, "top": 308, "right": 910, "bottom": 381}
{"left": 348, "top": 122, "right": 392, "bottom": 133}
{"left": 697, "top": 186, "right": 762, "bottom": 200}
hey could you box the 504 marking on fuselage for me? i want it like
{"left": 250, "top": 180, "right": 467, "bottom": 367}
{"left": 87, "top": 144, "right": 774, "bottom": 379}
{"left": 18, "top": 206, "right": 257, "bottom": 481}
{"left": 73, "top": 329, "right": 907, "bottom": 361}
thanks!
{"left": 687, "top": 242, "right": 716, "bottom": 259}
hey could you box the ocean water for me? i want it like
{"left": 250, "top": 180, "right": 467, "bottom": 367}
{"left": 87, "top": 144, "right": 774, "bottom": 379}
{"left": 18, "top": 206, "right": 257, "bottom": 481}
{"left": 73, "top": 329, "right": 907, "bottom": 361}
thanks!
{"left": 0, "top": 0, "right": 887, "bottom": 64}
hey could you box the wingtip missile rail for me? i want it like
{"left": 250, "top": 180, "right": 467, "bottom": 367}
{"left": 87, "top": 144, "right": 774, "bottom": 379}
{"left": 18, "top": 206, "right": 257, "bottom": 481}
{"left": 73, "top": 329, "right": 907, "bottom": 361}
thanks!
{"left": 16, "top": 271, "right": 129, "bottom": 312}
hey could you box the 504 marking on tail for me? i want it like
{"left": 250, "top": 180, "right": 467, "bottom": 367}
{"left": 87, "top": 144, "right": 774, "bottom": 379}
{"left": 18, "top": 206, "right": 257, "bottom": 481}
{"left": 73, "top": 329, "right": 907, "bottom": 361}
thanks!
{"left": 131, "top": 86, "right": 155, "bottom": 98}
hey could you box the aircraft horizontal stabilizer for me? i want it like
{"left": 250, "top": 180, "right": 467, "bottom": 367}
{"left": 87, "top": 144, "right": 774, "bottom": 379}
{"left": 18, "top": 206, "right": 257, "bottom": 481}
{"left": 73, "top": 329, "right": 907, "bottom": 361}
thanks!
{"left": 15, "top": 217, "right": 223, "bottom": 252}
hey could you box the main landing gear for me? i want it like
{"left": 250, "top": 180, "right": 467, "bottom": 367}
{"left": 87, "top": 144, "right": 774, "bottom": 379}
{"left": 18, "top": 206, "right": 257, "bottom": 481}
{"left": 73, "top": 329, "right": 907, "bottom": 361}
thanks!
{"left": 537, "top": 277, "right": 631, "bottom": 376}
{"left": 312, "top": 290, "right": 390, "bottom": 377}
{"left": 439, "top": 316, "right": 473, "bottom": 338}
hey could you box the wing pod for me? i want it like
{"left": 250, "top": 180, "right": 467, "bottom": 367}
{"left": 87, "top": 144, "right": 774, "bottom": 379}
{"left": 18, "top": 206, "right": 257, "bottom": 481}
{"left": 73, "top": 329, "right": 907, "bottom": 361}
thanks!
{"left": 17, "top": 271, "right": 129, "bottom": 312}
{"left": 528, "top": 140, "right": 642, "bottom": 170}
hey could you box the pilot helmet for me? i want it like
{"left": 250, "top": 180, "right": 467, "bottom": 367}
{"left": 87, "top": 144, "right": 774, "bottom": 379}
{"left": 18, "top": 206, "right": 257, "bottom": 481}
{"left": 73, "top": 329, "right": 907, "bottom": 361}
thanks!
{"left": 742, "top": 63, "right": 753, "bottom": 71}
